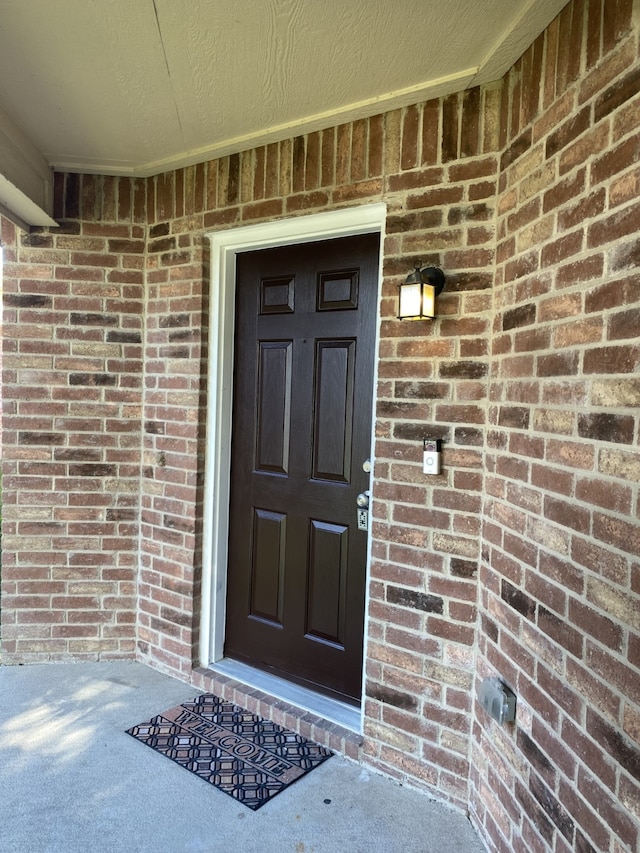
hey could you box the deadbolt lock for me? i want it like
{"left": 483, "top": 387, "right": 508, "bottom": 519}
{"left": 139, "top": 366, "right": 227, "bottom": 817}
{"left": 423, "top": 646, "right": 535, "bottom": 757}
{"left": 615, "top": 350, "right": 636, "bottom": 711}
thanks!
{"left": 356, "top": 489, "right": 370, "bottom": 531}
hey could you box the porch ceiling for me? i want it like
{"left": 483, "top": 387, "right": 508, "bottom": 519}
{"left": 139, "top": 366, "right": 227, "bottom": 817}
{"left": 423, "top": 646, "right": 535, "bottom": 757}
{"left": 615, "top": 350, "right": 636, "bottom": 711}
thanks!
{"left": 0, "top": 0, "right": 569, "bottom": 178}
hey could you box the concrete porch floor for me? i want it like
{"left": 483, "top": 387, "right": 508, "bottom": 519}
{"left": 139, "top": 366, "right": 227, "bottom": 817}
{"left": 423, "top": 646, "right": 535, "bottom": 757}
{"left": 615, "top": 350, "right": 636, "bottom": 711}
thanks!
{"left": 0, "top": 660, "right": 486, "bottom": 853}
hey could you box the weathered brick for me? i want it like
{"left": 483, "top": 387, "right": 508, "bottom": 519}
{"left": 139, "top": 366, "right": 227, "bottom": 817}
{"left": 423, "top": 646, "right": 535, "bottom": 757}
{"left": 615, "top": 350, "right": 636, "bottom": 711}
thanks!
{"left": 559, "top": 188, "right": 607, "bottom": 234}
{"left": 586, "top": 579, "right": 640, "bottom": 636}
{"left": 587, "top": 709, "right": 640, "bottom": 783}
{"left": 501, "top": 128, "right": 533, "bottom": 171}
{"left": 386, "top": 586, "right": 444, "bottom": 614}
{"left": 569, "top": 599, "right": 624, "bottom": 650}
{"left": 545, "top": 106, "right": 591, "bottom": 158}
{"left": 584, "top": 344, "right": 638, "bottom": 374}
{"left": 530, "top": 774, "right": 575, "bottom": 840}
{"left": 559, "top": 124, "right": 609, "bottom": 176}
{"left": 578, "top": 412, "right": 635, "bottom": 444}
{"left": 592, "top": 135, "right": 640, "bottom": 188}
{"left": 577, "top": 767, "right": 639, "bottom": 849}
{"left": 503, "top": 303, "right": 536, "bottom": 330}
{"left": 543, "top": 169, "right": 586, "bottom": 213}
{"left": 439, "top": 361, "right": 488, "bottom": 379}
{"left": 368, "top": 683, "right": 419, "bottom": 712}
{"left": 594, "top": 64, "right": 640, "bottom": 123}
{"left": 588, "top": 202, "right": 640, "bottom": 247}
{"left": 608, "top": 307, "right": 640, "bottom": 341}
{"left": 501, "top": 580, "right": 537, "bottom": 620}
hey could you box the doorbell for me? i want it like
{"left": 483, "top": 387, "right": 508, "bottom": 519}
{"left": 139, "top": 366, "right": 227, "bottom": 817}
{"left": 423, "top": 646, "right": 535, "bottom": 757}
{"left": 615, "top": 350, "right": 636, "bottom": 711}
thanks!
{"left": 423, "top": 439, "right": 442, "bottom": 475}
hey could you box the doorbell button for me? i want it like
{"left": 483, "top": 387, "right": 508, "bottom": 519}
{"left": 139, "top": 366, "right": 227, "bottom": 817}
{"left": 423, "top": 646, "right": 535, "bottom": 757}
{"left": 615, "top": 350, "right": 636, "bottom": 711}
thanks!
{"left": 422, "top": 439, "right": 442, "bottom": 475}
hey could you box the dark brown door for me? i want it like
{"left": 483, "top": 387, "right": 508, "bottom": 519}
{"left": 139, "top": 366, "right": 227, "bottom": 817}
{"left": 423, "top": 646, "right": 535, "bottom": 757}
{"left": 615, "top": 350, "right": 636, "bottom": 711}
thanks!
{"left": 225, "top": 233, "right": 379, "bottom": 705}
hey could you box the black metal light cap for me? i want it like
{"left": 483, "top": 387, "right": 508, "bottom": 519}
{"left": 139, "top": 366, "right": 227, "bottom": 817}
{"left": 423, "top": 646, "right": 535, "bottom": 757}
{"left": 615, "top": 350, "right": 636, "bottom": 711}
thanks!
{"left": 417, "top": 266, "right": 445, "bottom": 295}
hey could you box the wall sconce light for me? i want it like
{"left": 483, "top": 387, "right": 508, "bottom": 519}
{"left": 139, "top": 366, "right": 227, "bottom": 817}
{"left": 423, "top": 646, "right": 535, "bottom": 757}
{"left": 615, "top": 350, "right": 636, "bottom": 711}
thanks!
{"left": 398, "top": 265, "right": 446, "bottom": 320}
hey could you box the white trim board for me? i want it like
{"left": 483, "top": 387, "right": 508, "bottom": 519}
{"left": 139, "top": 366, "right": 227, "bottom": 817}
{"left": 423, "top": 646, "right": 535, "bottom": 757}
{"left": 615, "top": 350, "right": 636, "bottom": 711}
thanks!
{"left": 200, "top": 203, "right": 386, "bottom": 729}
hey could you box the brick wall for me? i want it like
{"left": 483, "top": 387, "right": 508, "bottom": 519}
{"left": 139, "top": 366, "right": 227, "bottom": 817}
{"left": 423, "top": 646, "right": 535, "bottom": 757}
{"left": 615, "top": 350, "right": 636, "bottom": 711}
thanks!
{"left": 1, "top": 176, "right": 145, "bottom": 659}
{"left": 471, "top": 2, "right": 640, "bottom": 851}
{"left": 1, "top": 0, "right": 639, "bottom": 849}
{"left": 137, "top": 207, "right": 209, "bottom": 680}
{"left": 364, "top": 104, "right": 497, "bottom": 803}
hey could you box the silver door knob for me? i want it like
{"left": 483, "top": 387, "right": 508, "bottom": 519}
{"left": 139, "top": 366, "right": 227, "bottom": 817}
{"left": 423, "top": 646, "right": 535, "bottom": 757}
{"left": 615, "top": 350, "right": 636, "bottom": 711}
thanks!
{"left": 356, "top": 490, "right": 370, "bottom": 508}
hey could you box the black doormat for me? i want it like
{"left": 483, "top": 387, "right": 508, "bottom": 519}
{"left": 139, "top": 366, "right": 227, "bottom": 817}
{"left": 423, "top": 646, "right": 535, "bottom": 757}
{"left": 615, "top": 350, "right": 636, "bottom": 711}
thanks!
{"left": 126, "top": 694, "right": 332, "bottom": 810}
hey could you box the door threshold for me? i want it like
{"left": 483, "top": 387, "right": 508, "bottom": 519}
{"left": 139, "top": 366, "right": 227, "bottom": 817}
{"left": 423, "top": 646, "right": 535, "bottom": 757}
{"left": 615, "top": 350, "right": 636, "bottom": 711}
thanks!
{"left": 211, "top": 658, "right": 362, "bottom": 734}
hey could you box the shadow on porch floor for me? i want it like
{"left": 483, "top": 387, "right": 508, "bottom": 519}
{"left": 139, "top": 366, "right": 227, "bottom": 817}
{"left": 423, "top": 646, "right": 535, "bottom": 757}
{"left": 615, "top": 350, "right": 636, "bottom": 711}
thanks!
{"left": 0, "top": 660, "right": 486, "bottom": 853}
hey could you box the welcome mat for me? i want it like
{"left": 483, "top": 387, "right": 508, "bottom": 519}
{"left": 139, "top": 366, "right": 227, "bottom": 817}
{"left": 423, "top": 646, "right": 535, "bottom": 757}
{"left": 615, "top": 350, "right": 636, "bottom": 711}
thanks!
{"left": 126, "top": 694, "right": 332, "bottom": 810}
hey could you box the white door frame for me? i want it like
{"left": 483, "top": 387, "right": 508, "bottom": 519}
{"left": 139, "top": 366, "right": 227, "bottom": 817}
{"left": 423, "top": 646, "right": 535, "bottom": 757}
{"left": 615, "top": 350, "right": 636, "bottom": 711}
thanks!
{"left": 199, "top": 203, "right": 387, "bottom": 674}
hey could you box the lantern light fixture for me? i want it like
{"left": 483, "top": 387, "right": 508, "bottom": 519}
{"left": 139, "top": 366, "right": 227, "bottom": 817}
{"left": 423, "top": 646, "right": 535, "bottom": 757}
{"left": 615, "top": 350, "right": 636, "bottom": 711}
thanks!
{"left": 398, "top": 264, "right": 446, "bottom": 320}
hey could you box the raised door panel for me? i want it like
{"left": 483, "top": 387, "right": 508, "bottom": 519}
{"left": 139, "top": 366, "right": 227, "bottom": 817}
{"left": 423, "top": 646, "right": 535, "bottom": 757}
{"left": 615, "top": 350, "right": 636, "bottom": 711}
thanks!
{"left": 312, "top": 340, "right": 355, "bottom": 483}
{"left": 255, "top": 341, "right": 292, "bottom": 475}
{"left": 306, "top": 520, "right": 348, "bottom": 648}
{"left": 250, "top": 508, "right": 286, "bottom": 625}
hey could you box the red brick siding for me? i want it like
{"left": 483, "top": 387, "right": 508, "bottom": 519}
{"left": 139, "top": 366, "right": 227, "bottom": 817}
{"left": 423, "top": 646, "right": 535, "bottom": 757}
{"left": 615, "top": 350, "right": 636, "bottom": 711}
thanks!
{"left": 471, "top": 2, "right": 640, "bottom": 851}
{"left": 137, "top": 215, "right": 207, "bottom": 679}
{"left": 1, "top": 177, "right": 145, "bottom": 659}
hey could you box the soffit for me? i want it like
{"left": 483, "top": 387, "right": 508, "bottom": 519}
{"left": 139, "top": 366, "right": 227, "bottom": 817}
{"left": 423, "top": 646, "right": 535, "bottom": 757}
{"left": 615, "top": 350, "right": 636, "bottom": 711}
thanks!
{"left": 0, "top": 0, "right": 569, "bottom": 177}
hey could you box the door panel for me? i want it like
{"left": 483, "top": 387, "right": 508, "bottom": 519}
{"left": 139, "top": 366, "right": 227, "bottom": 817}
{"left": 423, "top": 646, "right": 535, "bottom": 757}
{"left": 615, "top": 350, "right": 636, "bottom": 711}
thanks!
{"left": 256, "top": 341, "right": 292, "bottom": 474}
{"left": 312, "top": 340, "right": 355, "bottom": 483}
{"left": 225, "top": 233, "right": 379, "bottom": 704}
{"left": 250, "top": 508, "right": 286, "bottom": 625}
{"left": 307, "top": 519, "right": 348, "bottom": 646}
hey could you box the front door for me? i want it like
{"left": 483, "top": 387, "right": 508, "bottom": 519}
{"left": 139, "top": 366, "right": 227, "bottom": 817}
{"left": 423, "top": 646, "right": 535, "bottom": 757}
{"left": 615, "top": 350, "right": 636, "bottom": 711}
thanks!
{"left": 224, "top": 233, "right": 379, "bottom": 705}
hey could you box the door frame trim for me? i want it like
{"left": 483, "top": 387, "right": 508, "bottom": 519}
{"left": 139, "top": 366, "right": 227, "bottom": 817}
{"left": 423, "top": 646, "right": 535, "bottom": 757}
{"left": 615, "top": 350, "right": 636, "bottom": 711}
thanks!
{"left": 200, "top": 203, "right": 387, "bottom": 700}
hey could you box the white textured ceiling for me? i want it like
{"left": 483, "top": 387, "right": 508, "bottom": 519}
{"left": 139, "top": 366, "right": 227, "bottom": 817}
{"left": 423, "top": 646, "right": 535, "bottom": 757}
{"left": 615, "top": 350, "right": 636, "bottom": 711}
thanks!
{"left": 0, "top": 0, "right": 569, "bottom": 178}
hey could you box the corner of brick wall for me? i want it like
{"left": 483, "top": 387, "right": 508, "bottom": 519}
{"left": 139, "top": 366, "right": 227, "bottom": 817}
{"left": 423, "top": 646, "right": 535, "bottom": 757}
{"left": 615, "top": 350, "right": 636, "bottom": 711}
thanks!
{"left": 136, "top": 201, "right": 209, "bottom": 680}
{"left": 470, "top": 2, "right": 640, "bottom": 851}
{"left": 0, "top": 175, "right": 145, "bottom": 661}
{"left": 363, "top": 95, "right": 499, "bottom": 804}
